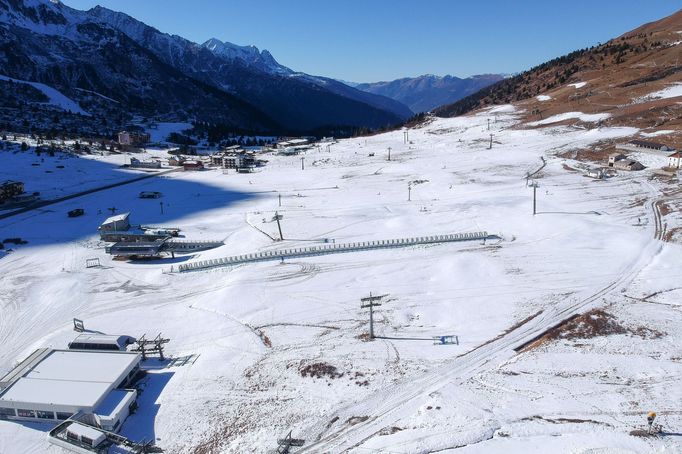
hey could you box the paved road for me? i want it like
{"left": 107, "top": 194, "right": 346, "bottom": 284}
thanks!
{"left": 0, "top": 168, "right": 181, "bottom": 221}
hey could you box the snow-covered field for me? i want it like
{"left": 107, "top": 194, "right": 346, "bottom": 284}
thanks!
{"left": 1, "top": 106, "right": 681, "bottom": 454}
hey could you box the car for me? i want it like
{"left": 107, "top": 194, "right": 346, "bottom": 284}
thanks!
{"left": 67, "top": 208, "right": 84, "bottom": 217}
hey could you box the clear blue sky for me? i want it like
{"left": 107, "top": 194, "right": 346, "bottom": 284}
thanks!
{"left": 63, "top": 0, "right": 680, "bottom": 82}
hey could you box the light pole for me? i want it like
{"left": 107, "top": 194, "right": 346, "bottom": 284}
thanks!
{"left": 388, "top": 147, "right": 392, "bottom": 161}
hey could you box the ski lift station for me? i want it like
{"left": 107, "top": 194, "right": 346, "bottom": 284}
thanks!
{"left": 0, "top": 348, "right": 141, "bottom": 432}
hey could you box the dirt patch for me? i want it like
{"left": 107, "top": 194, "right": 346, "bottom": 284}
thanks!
{"left": 346, "top": 416, "right": 369, "bottom": 426}
{"left": 518, "top": 309, "right": 664, "bottom": 352}
{"left": 299, "top": 362, "right": 344, "bottom": 379}
{"left": 521, "top": 415, "right": 612, "bottom": 427}
{"left": 255, "top": 329, "right": 272, "bottom": 348}
{"left": 663, "top": 227, "right": 682, "bottom": 243}
{"left": 562, "top": 163, "right": 580, "bottom": 172}
{"left": 379, "top": 426, "right": 404, "bottom": 436}
{"left": 356, "top": 332, "right": 372, "bottom": 342}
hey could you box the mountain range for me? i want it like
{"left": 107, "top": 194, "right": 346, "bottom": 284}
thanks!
{"left": 0, "top": 0, "right": 415, "bottom": 135}
{"left": 353, "top": 74, "right": 505, "bottom": 113}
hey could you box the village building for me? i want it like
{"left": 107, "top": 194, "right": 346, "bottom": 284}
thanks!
{"left": 607, "top": 153, "right": 644, "bottom": 171}
{"left": 129, "top": 157, "right": 162, "bottom": 169}
{"left": 0, "top": 181, "right": 25, "bottom": 203}
{"left": 117, "top": 131, "right": 151, "bottom": 147}
{"left": 668, "top": 151, "right": 682, "bottom": 169}
{"left": 276, "top": 138, "right": 309, "bottom": 149}
{"left": 616, "top": 140, "right": 676, "bottom": 154}
{"left": 0, "top": 348, "right": 141, "bottom": 432}
{"left": 183, "top": 160, "right": 204, "bottom": 171}
{"left": 210, "top": 149, "right": 259, "bottom": 172}
{"left": 99, "top": 213, "right": 131, "bottom": 232}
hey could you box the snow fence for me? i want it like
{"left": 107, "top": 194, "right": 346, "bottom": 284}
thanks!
{"left": 175, "top": 231, "right": 489, "bottom": 273}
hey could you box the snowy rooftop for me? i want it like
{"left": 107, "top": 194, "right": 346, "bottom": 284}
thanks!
{"left": 101, "top": 212, "right": 130, "bottom": 224}
{"left": 94, "top": 389, "right": 135, "bottom": 418}
{"left": 0, "top": 350, "right": 140, "bottom": 408}
{"left": 66, "top": 423, "right": 105, "bottom": 441}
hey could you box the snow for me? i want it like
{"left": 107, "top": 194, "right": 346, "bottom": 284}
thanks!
{"left": 639, "top": 82, "right": 682, "bottom": 101}
{"left": 0, "top": 74, "right": 89, "bottom": 116}
{"left": 143, "top": 122, "right": 193, "bottom": 143}
{"left": 568, "top": 82, "right": 587, "bottom": 89}
{"left": 536, "top": 95, "right": 552, "bottom": 101}
{"left": 527, "top": 112, "right": 611, "bottom": 126}
{"left": 640, "top": 129, "right": 674, "bottom": 138}
{"left": 2, "top": 102, "right": 682, "bottom": 453}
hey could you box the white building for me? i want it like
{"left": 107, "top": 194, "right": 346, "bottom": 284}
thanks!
{"left": 0, "top": 349, "right": 140, "bottom": 432}
{"left": 668, "top": 152, "right": 682, "bottom": 169}
{"left": 99, "top": 212, "right": 131, "bottom": 232}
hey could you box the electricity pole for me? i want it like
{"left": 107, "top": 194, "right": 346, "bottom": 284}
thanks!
{"left": 487, "top": 118, "right": 490, "bottom": 130}
{"left": 360, "top": 293, "right": 386, "bottom": 339}
{"left": 489, "top": 134, "right": 493, "bottom": 149}
{"left": 274, "top": 212, "right": 284, "bottom": 240}
{"left": 278, "top": 193, "right": 282, "bottom": 207}
{"left": 530, "top": 181, "right": 538, "bottom": 215}
{"left": 387, "top": 147, "right": 392, "bottom": 161}
{"left": 408, "top": 183, "right": 412, "bottom": 201}
{"left": 300, "top": 156, "right": 305, "bottom": 170}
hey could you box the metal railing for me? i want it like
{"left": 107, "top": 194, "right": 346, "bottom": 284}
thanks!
{"left": 174, "top": 231, "right": 489, "bottom": 273}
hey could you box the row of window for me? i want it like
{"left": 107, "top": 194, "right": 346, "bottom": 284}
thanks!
{"left": 0, "top": 407, "right": 72, "bottom": 420}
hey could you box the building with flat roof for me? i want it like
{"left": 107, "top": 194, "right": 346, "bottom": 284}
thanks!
{"left": 0, "top": 349, "right": 140, "bottom": 431}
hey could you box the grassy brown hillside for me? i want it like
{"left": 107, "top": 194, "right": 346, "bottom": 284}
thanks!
{"left": 434, "top": 9, "right": 682, "bottom": 147}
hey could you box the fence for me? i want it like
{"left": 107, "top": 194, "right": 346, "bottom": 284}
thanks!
{"left": 174, "top": 231, "right": 489, "bottom": 273}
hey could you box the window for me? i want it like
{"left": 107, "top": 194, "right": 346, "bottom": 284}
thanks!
{"left": 17, "top": 409, "right": 35, "bottom": 418}
{"left": 56, "top": 412, "right": 73, "bottom": 420}
{"left": 36, "top": 410, "right": 54, "bottom": 419}
{"left": 0, "top": 407, "right": 15, "bottom": 416}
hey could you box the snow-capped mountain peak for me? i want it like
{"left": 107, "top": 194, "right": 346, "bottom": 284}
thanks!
{"left": 201, "top": 38, "right": 291, "bottom": 74}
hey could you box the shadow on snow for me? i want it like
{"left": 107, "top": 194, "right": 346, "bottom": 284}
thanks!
{"left": 0, "top": 155, "right": 258, "bottom": 251}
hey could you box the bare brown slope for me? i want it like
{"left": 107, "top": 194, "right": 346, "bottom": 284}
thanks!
{"left": 434, "top": 9, "right": 682, "bottom": 146}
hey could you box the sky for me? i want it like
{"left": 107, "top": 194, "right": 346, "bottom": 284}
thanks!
{"left": 62, "top": 0, "right": 681, "bottom": 83}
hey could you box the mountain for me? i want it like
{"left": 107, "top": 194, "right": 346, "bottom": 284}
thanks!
{"left": 434, "top": 8, "right": 682, "bottom": 135}
{"left": 354, "top": 74, "right": 505, "bottom": 113}
{"left": 0, "top": 0, "right": 411, "bottom": 136}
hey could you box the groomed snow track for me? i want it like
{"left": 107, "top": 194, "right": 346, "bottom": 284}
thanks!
{"left": 174, "top": 231, "right": 490, "bottom": 273}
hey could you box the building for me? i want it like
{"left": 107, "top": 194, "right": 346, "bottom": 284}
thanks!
{"left": 68, "top": 334, "right": 136, "bottom": 352}
{"left": 668, "top": 151, "right": 682, "bottom": 169}
{"left": 183, "top": 160, "right": 204, "bottom": 171}
{"left": 0, "top": 349, "right": 141, "bottom": 432}
{"left": 276, "top": 138, "right": 309, "bottom": 149}
{"left": 210, "top": 150, "right": 258, "bottom": 171}
{"left": 616, "top": 140, "right": 676, "bottom": 155}
{"left": 0, "top": 181, "right": 24, "bottom": 203}
{"left": 105, "top": 241, "right": 166, "bottom": 258}
{"left": 608, "top": 153, "right": 626, "bottom": 165}
{"left": 99, "top": 213, "right": 131, "bottom": 232}
{"left": 118, "top": 131, "right": 151, "bottom": 147}
{"left": 129, "top": 157, "right": 161, "bottom": 169}
{"left": 608, "top": 153, "right": 644, "bottom": 171}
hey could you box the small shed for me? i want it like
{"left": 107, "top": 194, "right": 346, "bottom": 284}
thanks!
{"left": 99, "top": 213, "right": 131, "bottom": 232}
{"left": 66, "top": 423, "right": 107, "bottom": 448}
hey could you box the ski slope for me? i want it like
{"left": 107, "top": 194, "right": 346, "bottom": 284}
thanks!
{"left": 0, "top": 74, "right": 89, "bottom": 116}
{"left": 1, "top": 105, "right": 681, "bottom": 454}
